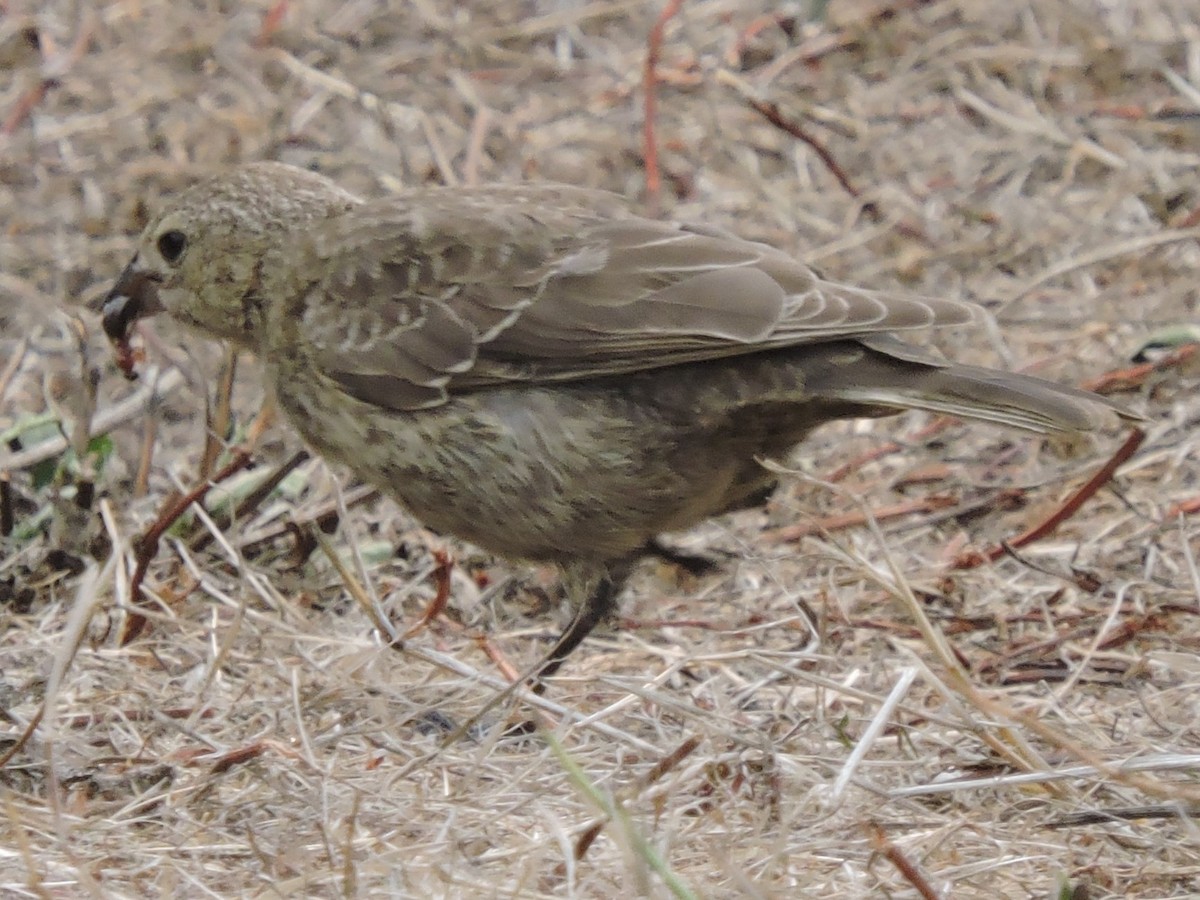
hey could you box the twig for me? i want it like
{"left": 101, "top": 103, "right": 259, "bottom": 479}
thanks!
{"left": 233, "top": 483, "right": 378, "bottom": 552}
{"left": 866, "top": 822, "right": 940, "bottom": 900}
{"left": 187, "top": 449, "right": 310, "bottom": 552}
{"left": 463, "top": 106, "right": 493, "bottom": 187}
{"left": 473, "top": 633, "right": 523, "bottom": 684}
{"left": 0, "top": 474, "right": 9, "bottom": 537}
{"left": 402, "top": 548, "right": 455, "bottom": 639}
{"left": 952, "top": 427, "right": 1145, "bottom": 569}
{"left": 200, "top": 347, "right": 238, "bottom": 481}
{"left": 1083, "top": 342, "right": 1198, "bottom": 395}
{"left": 642, "top": 0, "right": 683, "bottom": 213}
{"left": 574, "top": 735, "right": 702, "bottom": 860}
{"left": 736, "top": 91, "right": 867, "bottom": 209}
{"left": 767, "top": 494, "right": 959, "bottom": 544}
{"left": 254, "top": 0, "right": 289, "bottom": 48}
{"left": 824, "top": 441, "right": 903, "bottom": 483}
{"left": 133, "top": 403, "right": 157, "bottom": 499}
{"left": 0, "top": 338, "right": 27, "bottom": 404}
{"left": 1166, "top": 495, "right": 1200, "bottom": 517}
{"left": 120, "top": 447, "right": 257, "bottom": 644}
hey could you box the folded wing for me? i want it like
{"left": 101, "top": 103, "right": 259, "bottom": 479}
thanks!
{"left": 296, "top": 184, "right": 978, "bottom": 411}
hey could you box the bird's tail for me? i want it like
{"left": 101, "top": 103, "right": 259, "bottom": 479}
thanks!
{"left": 800, "top": 336, "right": 1138, "bottom": 434}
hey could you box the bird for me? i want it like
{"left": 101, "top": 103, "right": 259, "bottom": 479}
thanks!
{"left": 101, "top": 161, "right": 1135, "bottom": 678}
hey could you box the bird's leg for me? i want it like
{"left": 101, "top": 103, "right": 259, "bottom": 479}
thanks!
{"left": 644, "top": 482, "right": 778, "bottom": 577}
{"left": 536, "top": 532, "right": 734, "bottom": 682}
{"left": 645, "top": 537, "right": 723, "bottom": 577}
{"left": 535, "top": 563, "right": 633, "bottom": 680}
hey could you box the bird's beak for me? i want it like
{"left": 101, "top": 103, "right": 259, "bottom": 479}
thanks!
{"left": 101, "top": 258, "right": 163, "bottom": 342}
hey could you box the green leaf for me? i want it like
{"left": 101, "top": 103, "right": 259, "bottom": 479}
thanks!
{"left": 30, "top": 457, "right": 58, "bottom": 491}
{"left": 86, "top": 433, "right": 115, "bottom": 470}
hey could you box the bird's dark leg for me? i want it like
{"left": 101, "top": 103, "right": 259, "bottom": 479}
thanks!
{"left": 645, "top": 537, "right": 723, "bottom": 577}
{"left": 644, "top": 481, "right": 778, "bottom": 578}
{"left": 536, "top": 563, "right": 632, "bottom": 680}
{"left": 532, "top": 527, "right": 729, "bottom": 682}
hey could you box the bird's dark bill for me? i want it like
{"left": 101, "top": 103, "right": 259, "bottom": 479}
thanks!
{"left": 101, "top": 263, "right": 159, "bottom": 379}
{"left": 101, "top": 277, "right": 152, "bottom": 342}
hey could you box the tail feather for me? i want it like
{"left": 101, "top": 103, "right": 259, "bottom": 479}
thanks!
{"left": 802, "top": 340, "right": 1138, "bottom": 434}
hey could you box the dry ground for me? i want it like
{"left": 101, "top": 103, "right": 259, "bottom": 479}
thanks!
{"left": 2, "top": 0, "right": 1200, "bottom": 897}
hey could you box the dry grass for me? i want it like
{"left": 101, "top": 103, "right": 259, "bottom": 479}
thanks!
{"left": 2, "top": 0, "right": 1200, "bottom": 896}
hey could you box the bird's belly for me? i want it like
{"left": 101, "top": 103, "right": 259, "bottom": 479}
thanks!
{"left": 272, "top": 373, "right": 762, "bottom": 563}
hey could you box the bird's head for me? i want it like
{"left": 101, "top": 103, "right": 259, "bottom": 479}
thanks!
{"left": 102, "top": 162, "right": 358, "bottom": 355}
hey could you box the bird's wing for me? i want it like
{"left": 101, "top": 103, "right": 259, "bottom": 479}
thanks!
{"left": 296, "top": 184, "right": 978, "bottom": 411}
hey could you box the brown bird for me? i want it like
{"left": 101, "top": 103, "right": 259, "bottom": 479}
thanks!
{"left": 102, "top": 162, "right": 1134, "bottom": 677}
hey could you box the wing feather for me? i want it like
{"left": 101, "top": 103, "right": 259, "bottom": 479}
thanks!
{"left": 296, "top": 184, "right": 979, "bottom": 410}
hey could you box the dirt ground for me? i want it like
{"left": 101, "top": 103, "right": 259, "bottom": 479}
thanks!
{"left": 2, "top": 0, "right": 1199, "bottom": 896}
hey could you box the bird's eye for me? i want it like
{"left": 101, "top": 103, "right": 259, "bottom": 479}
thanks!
{"left": 157, "top": 230, "right": 187, "bottom": 264}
